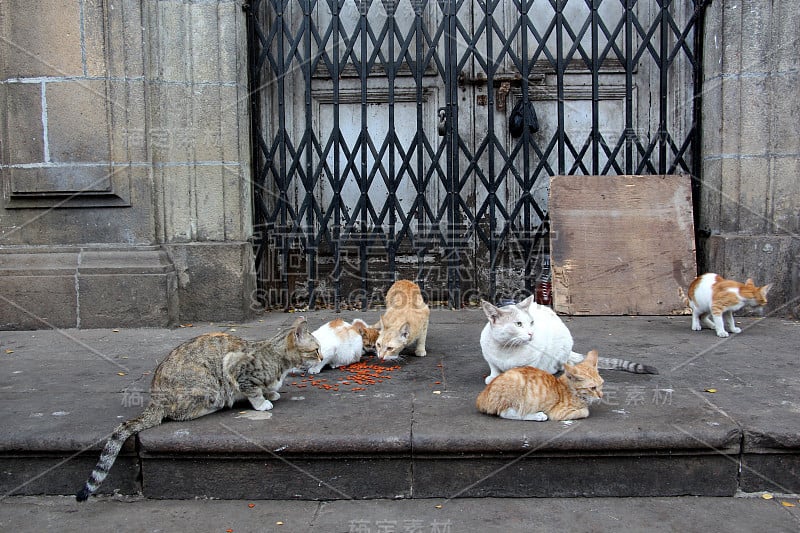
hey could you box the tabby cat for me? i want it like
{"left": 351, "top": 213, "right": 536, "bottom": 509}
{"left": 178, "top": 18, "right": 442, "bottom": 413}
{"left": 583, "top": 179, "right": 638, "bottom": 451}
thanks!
{"left": 480, "top": 296, "right": 657, "bottom": 383}
{"left": 75, "top": 317, "right": 321, "bottom": 502}
{"left": 476, "top": 349, "right": 604, "bottom": 421}
{"left": 374, "top": 280, "right": 430, "bottom": 361}
{"left": 309, "top": 318, "right": 379, "bottom": 374}
{"left": 688, "top": 273, "right": 771, "bottom": 338}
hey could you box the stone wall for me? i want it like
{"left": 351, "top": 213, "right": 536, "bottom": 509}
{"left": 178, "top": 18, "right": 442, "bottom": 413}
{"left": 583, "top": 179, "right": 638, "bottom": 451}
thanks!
{"left": 700, "top": 0, "right": 800, "bottom": 317}
{"left": 2, "top": 1, "right": 799, "bottom": 327}
{"left": 0, "top": 0, "right": 255, "bottom": 328}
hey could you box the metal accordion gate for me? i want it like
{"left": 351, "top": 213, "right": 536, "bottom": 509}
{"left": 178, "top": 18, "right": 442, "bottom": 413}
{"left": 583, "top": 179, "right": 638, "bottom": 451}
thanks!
{"left": 244, "top": 0, "right": 709, "bottom": 310}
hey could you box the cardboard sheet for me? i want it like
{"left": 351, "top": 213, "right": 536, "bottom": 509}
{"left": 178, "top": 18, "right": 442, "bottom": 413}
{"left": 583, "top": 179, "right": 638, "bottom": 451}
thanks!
{"left": 549, "top": 175, "right": 696, "bottom": 315}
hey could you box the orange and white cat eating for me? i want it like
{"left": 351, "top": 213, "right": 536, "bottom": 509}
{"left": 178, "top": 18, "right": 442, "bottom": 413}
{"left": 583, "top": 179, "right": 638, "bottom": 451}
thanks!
{"left": 374, "top": 280, "right": 430, "bottom": 361}
{"left": 687, "top": 273, "right": 771, "bottom": 338}
{"left": 309, "top": 318, "right": 379, "bottom": 374}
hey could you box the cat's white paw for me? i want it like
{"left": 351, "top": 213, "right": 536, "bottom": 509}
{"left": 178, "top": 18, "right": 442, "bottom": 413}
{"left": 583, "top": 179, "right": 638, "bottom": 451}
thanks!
{"left": 485, "top": 374, "right": 496, "bottom": 385}
{"left": 249, "top": 397, "right": 273, "bottom": 411}
{"left": 267, "top": 391, "right": 280, "bottom": 401}
{"left": 715, "top": 330, "right": 729, "bottom": 338}
{"left": 414, "top": 349, "right": 426, "bottom": 357}
{"left": 731, "top": 326, "right": 742, "bottom": 334}
{"left": 525, "top": 412, "right": 548, "bottom": 421}
{"left": 691, "top": 323, "right": 702, "bottom": 331}
{"left": 307, "top": 365, "right": 323, "bottom": 375}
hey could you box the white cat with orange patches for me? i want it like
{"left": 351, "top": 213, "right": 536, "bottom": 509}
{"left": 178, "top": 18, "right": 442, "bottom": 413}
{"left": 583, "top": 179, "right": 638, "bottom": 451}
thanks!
{"left": 687, "top": 273, "right": 771, "bottom": 338}
{"left": 309, "top": 318, "right": 379, "bottom": 374}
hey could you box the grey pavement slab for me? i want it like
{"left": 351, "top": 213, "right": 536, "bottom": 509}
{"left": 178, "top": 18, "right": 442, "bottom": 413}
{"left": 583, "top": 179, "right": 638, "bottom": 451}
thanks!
{"left": 1, "top": 495, "right": 799, "bottom": 533}
{"left": 0, "top": 311, "right": 798, "bottom": 499}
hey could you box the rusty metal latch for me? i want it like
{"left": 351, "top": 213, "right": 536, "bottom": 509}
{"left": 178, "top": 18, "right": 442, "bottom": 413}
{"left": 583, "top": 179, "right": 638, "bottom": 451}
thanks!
{"left": 496, "top": 81, "right": 511, "bottom": 112}
{"left": 458, "top": 70, "right": 545, "bottom": 88}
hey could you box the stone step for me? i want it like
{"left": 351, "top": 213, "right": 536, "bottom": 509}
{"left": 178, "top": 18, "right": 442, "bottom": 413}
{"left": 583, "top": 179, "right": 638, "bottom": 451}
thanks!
{"left": 1, "top": 313, "right": 798, "bottom": 499}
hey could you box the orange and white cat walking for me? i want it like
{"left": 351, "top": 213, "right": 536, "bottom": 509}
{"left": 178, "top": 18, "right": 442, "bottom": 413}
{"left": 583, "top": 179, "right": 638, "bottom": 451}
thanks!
{"left": 687, "top": 273, "right": 771, "bottom": 338}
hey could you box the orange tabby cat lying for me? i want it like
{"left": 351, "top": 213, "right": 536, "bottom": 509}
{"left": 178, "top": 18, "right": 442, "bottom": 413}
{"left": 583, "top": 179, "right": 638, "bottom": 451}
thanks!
{"left": 687, "top": 273, "right": 771, "bottom": 338}
{"left": 374, "top": 280, "right": 430, "bottom": 361}
{"left": 476, "top": 350, "right": 604, "bottom": 421}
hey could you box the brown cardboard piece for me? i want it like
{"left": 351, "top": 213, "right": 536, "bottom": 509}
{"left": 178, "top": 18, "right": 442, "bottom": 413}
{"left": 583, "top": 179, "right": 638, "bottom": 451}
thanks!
{"left": 549, "top": 175, "right": 696, "bottom": 315}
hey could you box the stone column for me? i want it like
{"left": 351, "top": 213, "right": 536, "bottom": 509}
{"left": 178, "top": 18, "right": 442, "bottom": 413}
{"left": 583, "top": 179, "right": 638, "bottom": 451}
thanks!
{"left": 700, "top": 0, "right": 800, "bottom": 316}
{"left": 143, "top": 0, "right": 255, "bottom": 322}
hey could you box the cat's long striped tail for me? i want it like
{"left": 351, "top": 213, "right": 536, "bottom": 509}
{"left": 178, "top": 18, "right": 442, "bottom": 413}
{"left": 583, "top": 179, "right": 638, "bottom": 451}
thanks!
{"left": 76, "top": 403, "right": 165, "bottom": 502}
{"left": 597, "top": 356, "right": 659, "bottom": 375}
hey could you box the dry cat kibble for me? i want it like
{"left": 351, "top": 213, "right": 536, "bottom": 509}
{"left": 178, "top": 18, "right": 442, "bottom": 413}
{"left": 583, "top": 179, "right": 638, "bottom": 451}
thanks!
{"left": 291, "top": 357, "right": 401, "bottom": 392}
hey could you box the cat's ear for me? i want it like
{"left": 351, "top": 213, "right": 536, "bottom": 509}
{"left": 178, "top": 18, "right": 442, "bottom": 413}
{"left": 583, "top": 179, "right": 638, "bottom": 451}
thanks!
{"left": 480, "top": 300, "right": 501, "bottom": 323}
{"left": 584, "top": 349, "right": 599, "bottom": 367}
{"left": 373, "top": 318, "right": 384, "bottom": 331}
{"left": 760, "top": 283, "right": 772, "bottom": 297}
{"left": 744, "top": 278, "right": 755, "bottom": 286}
{"left": 399, "top": 322, "right": 411, "bottom": 341}
{"left": 517, "top": 295, "right": 535, "bottom": 311}
{"left": 291, "top": 317, "right": 309, "bottom": 338}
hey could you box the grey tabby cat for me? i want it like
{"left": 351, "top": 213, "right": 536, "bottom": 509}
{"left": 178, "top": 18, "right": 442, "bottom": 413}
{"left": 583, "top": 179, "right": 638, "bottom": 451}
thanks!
{"left": 480, "top": 296, "right": 657, "bottom": 383}
{"left": 76, "top": 317, "right": 321, "bottom": 502}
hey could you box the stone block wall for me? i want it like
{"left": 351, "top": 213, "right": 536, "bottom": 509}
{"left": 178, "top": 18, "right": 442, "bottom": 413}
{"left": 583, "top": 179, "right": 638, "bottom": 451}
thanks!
{"left": 0, "top": 0, "right": 255, "bottom": 328}
{"left": 2, "top": 0, "right": 799, "bottom": 326}
{"left": 701, "top": 0, "right": 800, "bottom": 317}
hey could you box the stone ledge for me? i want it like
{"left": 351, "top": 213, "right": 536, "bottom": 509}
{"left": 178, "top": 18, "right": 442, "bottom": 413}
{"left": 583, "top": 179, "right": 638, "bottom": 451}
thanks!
{"left": 165, "top": 242, "right": 256, "bottom": 323}
{"left": 702, "top": 233, "right": 800, "bottom": 317}
{"left": 1, "top": 314, "right": 798, "bottom": 498}
{"left": 0, "top": 245, "right": 178, "bottom": 329}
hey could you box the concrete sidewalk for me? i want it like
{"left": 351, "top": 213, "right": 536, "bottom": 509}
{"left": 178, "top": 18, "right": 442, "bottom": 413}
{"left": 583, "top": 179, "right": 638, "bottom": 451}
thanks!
{"left": 0, "top": 310, "right": 799, "bottom": 500}
{"left": 2, "top": 494, "right": 800, "bottom": 533}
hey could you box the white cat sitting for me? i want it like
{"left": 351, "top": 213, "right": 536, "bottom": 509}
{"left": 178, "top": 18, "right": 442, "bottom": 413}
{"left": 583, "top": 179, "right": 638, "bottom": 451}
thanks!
{"left": 479, "top": 296, "right": 657, "bottom": 384}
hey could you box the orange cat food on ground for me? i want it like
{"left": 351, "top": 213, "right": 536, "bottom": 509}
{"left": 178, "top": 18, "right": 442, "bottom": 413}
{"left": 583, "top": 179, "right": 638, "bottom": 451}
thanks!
{"left": 290, "top": 355, "right": 401, "bottom": 392}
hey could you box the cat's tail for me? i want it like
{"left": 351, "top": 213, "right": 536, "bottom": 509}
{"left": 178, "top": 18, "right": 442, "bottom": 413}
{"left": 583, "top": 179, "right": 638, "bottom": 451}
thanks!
{"left": 75, "top": 403, "right": 165, "bottom": 502}
{"left": 597, "top": 356, "right": 659, "bottom": 375}
{"left": 677, "top": 286, "right": 690, "bottom": 308}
